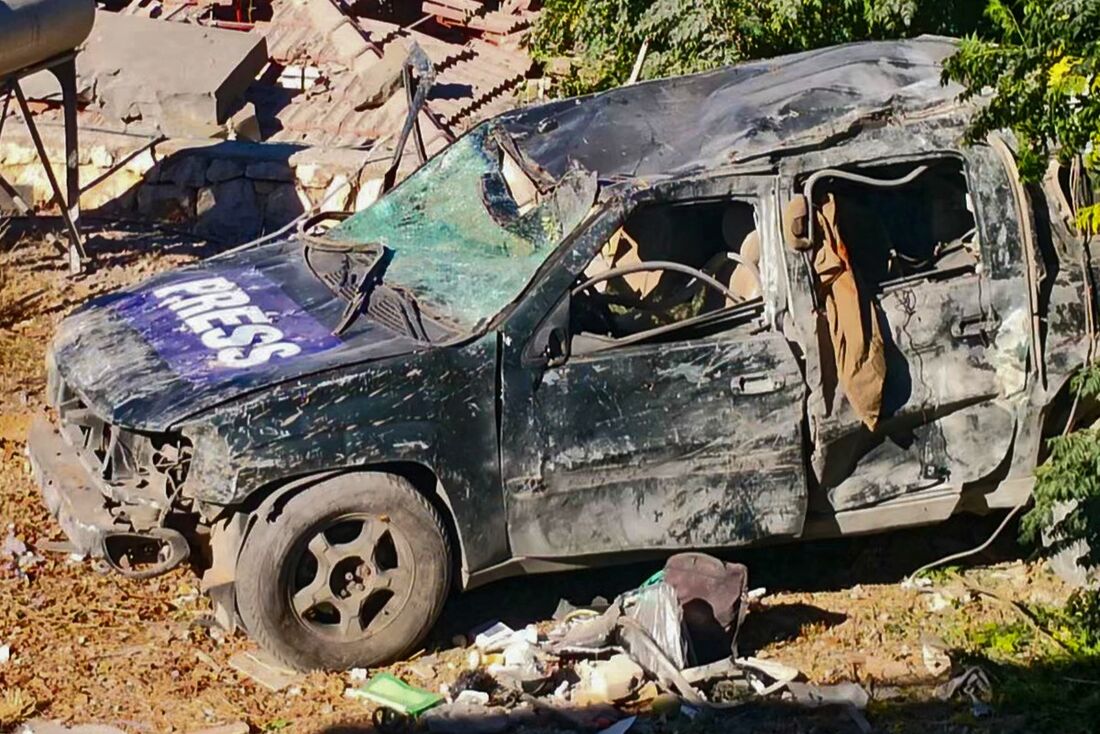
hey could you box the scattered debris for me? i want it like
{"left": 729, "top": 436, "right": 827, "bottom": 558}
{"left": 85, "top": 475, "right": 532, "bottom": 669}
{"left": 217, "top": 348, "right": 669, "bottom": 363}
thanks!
{"left": 452, "top": 689, "right": 489, "bottom": 706}
{"left": 663, "top": 553, "right": 749, "bottom": 660}
{"left": 574, "top": 655, "right": 645, "bottom": 704}
{"left": 786, "top": 681, "right": 870, "bottom": 709}
{"left": 346, "top": 673, "right": 443, "bottom": 716}
{"left": 473, "top": 621, "right": 516, "bottom": 651}
{"left": 1, "top": 528, "right": 42, "bottom": 579}
{"left": 738, "top": 657, "right": 801, "bottom": 697}
{"left": 920, "top": 632, "right": 952, "bottom": 678}
{"left": 936, "top": 664, "right": 994, "bottom": 719}
{"left": 227, "top": 649, "right": 302, "bottom": 693}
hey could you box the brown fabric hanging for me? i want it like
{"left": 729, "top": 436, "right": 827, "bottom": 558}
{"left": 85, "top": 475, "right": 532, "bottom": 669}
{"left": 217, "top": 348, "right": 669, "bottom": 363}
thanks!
{"left": 813, "top": 194, "right": 886, "bottom": 430}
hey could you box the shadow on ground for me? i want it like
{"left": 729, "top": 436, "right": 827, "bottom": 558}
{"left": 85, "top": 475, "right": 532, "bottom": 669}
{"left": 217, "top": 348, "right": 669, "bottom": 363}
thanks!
{"left": 2, "top": 215, "right": 235, "bottom": 271}
{"left": 430, "top": 512, "right": 1026, "bottom": 648}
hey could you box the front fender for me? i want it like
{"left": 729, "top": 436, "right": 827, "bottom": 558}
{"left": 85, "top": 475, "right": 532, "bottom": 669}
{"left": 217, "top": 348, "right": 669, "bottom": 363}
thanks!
{"left": 179, "top": 334, "right": 509, "bottom": 572}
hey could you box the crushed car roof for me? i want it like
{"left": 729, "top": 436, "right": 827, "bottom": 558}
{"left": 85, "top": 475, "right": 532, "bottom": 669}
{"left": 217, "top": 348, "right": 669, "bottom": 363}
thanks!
{"left": 499, "top": 36, "right": 964, "bottom": 181}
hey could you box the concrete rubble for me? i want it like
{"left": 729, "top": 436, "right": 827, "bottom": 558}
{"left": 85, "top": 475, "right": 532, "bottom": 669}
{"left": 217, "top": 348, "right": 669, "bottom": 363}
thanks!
{"left": 1, "top": 0, "right": 541, "bottom": 242}
{"left": 24, "top": 14, "right": 268, "bottom": 137}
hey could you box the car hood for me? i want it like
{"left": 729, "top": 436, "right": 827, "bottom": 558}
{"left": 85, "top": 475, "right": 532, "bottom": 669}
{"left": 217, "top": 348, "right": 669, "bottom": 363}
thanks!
{"left": 52, "top": 239, "right": 429, "bottom": 430}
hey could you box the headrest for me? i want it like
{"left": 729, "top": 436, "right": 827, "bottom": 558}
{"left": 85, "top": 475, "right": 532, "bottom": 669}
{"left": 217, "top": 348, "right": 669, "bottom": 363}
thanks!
{"left": 783, "top": 196, "right": 813, "bottom": 252}
{"left": 739, "top": 231, "right": 761, "bottom": 264}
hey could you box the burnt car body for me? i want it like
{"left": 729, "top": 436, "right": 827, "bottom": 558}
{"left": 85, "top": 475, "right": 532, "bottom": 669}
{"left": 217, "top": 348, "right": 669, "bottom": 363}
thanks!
{"left": 28, "top": 36, "right": 1099, "bottom": 670}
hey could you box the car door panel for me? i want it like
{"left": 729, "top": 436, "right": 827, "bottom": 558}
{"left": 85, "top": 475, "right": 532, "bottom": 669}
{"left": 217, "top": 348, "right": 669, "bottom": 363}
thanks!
{"left": 501, "top": 328, "right": 807, "bottom": 557}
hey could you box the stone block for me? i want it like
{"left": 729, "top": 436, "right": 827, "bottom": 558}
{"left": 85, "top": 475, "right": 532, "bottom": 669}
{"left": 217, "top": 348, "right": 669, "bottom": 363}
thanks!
{"left": 160, "top": 154, "right": 209, "bottom": 188}
{"left": 137, "top": 183, "right": 194, "bottom": 221}
{"left": 352, "top": 41, "right": 408, "bottom": 109}
{"left": 295, "top": 162, "right": 333, "bottom": 190}
{"left": 206, "top": 158, "right": 245, "bottom": 183}
{"left": 195, "top": 179, "right": 261, "bottom": 242}
{"left": 245, "top": 160, "right": 294, "bottom": 183}
{"left": 320, "top": 174, "right": 352, "bottom": 212}
{"left": 80, "top": 165, "right": 143, "bottom": 211}
{"left": 355, "top": 177, "right": 384, "bottom": 211}
{"left": 230, "top": 102, "right": 262, "bottom": 142}
{"left": 88, "top": 145, "right": 115, "bottom": 169}
{"left": 261, "top": 182, "right": 306, "bottom": 231}
{"left": 0, "top": 141, "right": 38, "bottom": 166}
{"left": 124, "top": 148, "right": 159, "bottom": 178}
{"left": 51, "top": 14, "right": 268, "bottom": 134}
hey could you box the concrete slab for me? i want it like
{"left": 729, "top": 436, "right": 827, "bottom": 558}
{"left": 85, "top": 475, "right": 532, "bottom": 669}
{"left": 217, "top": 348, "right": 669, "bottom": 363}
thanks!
{"left": 25, "top": 13, "right": 267, "bottom": 137}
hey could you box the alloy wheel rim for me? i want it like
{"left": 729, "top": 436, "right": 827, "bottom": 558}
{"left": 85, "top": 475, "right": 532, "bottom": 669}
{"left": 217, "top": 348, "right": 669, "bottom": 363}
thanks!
{"left": 288, "top": 514, "right": 415, "bottom": 641}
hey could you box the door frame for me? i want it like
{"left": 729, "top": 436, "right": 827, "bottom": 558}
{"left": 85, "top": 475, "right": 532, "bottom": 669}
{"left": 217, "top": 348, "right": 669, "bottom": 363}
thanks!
{"left": 497, "top": 172, "right": 809, "bottom": 556}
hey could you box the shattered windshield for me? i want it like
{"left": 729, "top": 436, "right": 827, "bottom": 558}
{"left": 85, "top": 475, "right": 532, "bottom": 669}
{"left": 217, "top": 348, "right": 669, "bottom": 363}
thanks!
{"left": 329, "top": 124, "right": 597, "bottom": 331}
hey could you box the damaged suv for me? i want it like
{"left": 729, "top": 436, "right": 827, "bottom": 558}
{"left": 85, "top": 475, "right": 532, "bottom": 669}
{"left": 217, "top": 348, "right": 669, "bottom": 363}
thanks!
{"left": 29, "top": 37, "right": 1100, "bottom": 670}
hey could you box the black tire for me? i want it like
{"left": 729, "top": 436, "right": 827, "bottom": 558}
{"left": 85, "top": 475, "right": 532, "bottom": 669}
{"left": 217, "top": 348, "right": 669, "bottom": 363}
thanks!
{"left": 235, "top": 472, "right": 452, "bottom": 670}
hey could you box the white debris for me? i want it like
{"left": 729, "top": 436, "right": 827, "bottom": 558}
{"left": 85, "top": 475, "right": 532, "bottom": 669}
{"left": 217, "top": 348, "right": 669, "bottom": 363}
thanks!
{"left": 453, "top": 689, "right": 490, "bottom": 706}
{"left": 473, "top": 621, "right": 516, "bottom": 651}
{"left": 348, "top": 667, "right": 369, "bottom": 682}
{"left": 0, "top": 643, "right": 10, "bottom": 664}
{"left": 927, "top": 591, "right": 952, "bottom": 613}
{"left": 1, "top": 528, "right": 43, "bottom": 579}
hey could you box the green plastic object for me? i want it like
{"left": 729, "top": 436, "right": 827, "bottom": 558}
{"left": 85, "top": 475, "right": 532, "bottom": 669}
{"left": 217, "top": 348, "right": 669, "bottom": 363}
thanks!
{"left": 639, "top": 569, "right": 665, "bottom": 588}
{"left": 350, "top": 673, "right": 443, "bottom": 716}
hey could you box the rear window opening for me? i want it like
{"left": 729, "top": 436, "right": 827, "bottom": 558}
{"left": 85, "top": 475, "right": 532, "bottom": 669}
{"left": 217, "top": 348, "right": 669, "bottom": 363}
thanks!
{"left": 806, "top": 158, "right": 979, "bottom": 289}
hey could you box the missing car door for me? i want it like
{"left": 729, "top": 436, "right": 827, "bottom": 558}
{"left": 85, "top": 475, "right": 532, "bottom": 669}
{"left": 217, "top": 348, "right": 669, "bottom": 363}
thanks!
{"left": 793, "top": 156, "right": 1022, "bottom": 513}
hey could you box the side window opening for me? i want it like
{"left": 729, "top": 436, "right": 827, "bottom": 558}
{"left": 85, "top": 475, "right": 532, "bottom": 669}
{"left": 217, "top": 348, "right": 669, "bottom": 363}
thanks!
{"left": 807, "top": 159, "right": 979, "bottom": 291}
{"left": 571, "top": 199, "right": 763, "bottom": 343}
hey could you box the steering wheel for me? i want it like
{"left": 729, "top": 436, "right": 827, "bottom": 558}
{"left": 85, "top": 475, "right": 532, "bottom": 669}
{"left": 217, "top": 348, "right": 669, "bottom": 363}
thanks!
{"left": 572, "top": 257, "right": 761, "bottom": 305}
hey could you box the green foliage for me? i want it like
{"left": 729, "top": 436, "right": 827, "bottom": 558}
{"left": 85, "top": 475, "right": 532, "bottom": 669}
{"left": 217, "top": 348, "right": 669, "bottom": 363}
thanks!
{"left": 972, "top": 620, "right": 1033, "bottom": 657}
{"left": 1020, "top": 423, "right": 1100, "bottom": 564}
{"left": 1021, "top": 362, "right": 1100, "bottom": 566}
{"left": 528, "top": 0, "right": 985, "bottom": 97}
{"left": 942, "top": 0, "right": 1100, "bottom": 226}
{"left": 940, "top": 1, "right": 1100, "bottom": 571}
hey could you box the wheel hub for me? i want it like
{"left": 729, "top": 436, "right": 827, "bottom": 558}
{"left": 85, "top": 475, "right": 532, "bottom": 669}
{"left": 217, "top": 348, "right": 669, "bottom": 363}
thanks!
{"left": 288, "top": 515, "right": 413, "bottom": 640}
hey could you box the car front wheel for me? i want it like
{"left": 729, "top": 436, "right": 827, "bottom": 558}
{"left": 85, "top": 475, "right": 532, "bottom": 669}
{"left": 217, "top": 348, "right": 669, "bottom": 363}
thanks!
{"left": 235, "top": 472, "right": 452, "bottom": 670}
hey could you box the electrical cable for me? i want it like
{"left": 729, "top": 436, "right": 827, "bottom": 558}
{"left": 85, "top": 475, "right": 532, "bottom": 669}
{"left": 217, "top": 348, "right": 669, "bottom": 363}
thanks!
{"left": 905, "top": 502, "right": 1026, "bottom": 585}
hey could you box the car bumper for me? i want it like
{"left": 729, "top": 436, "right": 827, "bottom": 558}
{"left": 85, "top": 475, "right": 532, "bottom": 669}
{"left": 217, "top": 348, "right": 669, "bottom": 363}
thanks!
{"left": 27, "top": 415, "right": 120, "bottom": 558}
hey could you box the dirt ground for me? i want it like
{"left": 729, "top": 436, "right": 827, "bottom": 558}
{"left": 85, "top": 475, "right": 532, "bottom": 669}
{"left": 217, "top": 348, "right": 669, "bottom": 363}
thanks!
{"left": 0, "top": 222, "right": 1093, "bottom": 733}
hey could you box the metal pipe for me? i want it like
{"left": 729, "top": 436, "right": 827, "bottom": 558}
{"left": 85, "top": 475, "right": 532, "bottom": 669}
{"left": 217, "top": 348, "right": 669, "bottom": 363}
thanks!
{"left": 0, "top": 0, "right": 95, "bottom": 80}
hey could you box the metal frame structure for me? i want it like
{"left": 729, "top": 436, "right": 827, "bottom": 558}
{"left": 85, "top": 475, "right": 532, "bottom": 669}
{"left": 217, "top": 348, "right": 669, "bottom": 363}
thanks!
{"left": 0, "top": 50, "right": 87, "bottom": 273}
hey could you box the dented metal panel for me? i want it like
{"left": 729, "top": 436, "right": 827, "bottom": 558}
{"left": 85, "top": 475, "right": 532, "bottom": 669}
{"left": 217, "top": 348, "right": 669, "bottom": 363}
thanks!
{"left": 503, "top": 329, "right": 807, "bottom": 555}
{"left": 31, "top": 38, "right": 1100, "bottom": 605}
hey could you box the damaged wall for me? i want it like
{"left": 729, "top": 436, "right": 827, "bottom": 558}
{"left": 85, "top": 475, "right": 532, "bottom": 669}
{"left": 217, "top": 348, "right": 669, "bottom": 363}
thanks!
{"left": 0, "top": 128, "right": 387, "bottom": 241}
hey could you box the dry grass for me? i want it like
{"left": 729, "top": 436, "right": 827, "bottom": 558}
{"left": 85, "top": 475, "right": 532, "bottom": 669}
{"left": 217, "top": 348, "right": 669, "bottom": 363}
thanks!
{"left": 0, "top": 687, "right": 38, "bottom": 730}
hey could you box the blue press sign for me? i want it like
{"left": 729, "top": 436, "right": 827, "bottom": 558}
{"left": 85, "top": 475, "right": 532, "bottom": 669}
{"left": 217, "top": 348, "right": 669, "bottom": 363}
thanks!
{"left": 111, "top": 267, "right": 342, "bottom": 383}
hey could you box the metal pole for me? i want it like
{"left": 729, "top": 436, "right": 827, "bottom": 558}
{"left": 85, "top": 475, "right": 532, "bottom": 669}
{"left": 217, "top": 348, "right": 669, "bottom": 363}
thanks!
{"left": 52, "top": 57, "right": 84, "bottom": 273}
{"left": 0, "top": 81, "right": 31, "bottom": 215}
{"left": 13, "top": 78, "right": 87, "bottom": 272}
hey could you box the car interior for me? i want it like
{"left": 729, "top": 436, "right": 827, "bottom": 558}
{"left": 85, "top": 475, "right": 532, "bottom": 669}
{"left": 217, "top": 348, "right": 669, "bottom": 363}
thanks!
{"left": 811, "top": 158, "right": 979, "bottom": 291}
{"left": 570, "top": 200, "right": 765, "bottom": 346}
